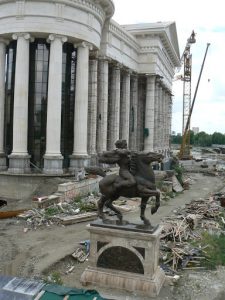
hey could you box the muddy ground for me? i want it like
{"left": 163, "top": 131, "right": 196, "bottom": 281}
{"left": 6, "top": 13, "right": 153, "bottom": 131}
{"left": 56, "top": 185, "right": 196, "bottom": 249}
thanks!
{"left": 0, "top": 171, "right": 225, "bottom": 299}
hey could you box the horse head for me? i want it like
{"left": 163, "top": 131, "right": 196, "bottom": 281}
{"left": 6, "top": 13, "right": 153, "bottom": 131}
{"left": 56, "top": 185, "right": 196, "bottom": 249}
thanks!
{"left": 137, "top": 151, "right": 163, "bottom": 165}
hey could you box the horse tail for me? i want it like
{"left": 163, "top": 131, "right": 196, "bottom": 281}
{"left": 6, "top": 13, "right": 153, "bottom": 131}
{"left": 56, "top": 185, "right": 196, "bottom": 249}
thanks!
{"left": 130, "top": 152, "right": 137, "bottom": 176}
{"left": 85, "top": 166, "right": 106, "bottom": 177}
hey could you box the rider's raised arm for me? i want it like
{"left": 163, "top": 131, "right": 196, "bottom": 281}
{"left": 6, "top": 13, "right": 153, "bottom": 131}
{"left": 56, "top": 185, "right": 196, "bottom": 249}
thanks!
{"left": 98, "top": 150, "right": 120, "bottom": 164}
{"left": 115, "top": 148, "right": 131, "bottom": 155}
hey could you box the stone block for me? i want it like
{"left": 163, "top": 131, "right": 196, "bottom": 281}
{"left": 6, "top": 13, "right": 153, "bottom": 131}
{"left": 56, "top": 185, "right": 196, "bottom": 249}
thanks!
{"left": 32, "top": 194, "right": 60, "bottom": 209}
{"left": 58, "top": 212, "right": 97, "bottom": 225}
{"left": 58, "top": 182, "right": 75, "bottom": 193}
{"left": 57, "top": 178, "right": 100, "bottom": 202}
{"left": 161, "top": 181, "right": 173, "bottom": 193}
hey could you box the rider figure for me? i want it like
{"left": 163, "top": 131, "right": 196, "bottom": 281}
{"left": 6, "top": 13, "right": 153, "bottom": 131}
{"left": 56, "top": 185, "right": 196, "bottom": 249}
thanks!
{"left": 113, "top": 140, "right": 136, "bottom": 190}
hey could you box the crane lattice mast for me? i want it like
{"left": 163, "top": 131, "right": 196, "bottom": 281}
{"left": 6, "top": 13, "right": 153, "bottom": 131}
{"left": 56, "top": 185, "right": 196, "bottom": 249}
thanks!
{"left": 181, "top": 31, "right": 196, "bottom": 158}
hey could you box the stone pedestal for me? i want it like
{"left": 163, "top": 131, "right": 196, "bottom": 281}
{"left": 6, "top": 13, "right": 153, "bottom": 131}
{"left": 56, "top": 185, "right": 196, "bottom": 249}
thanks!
{"left": 0, "top": 153, "right": 7, "bottom": 170}
{"left": 43, "top": 155, "right": 64, "bottom": 175}
{"left": 69, "top": 155, "right": 90, "bottom": 176}
{"left": 81, "top": 220, "right": 165, "bottom": 297}
{"left": 8, "top": 154, "right": 31, "bottom": 174}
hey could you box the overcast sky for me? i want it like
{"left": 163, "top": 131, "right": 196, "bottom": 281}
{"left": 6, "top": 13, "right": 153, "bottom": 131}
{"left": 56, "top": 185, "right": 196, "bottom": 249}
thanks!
{"left": 112, "top": 0, "right": 224, "bottom": 134}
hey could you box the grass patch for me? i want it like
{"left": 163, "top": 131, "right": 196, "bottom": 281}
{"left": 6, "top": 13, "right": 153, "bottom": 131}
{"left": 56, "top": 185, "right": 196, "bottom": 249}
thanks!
{"left": 72, "top": 196, "right": 97, "bottom": 212}
{"left": 44, "top": 271, "right": 63, "bottom": 285}
{"left": 199, "top": 232, "right": 225, "bottom": 269}
{"left": 173, "top": 164, "right": 185, "bottom": 186}
{"left": 44, "top": 206, "right": 60, "bottom": 217}
{"left": 73, "top": 195, "right": 82, "bottom": 203}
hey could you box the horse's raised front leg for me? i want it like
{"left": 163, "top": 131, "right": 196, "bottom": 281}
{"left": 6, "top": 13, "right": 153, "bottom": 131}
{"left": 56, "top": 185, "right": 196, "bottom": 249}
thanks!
{"left": 140, "top": 197, "right": 151, "bottom": 226}
{"left": 97, "top": 195, "right": 107, "bottom": 220}
{"left": 105, "top": 199, "right": 123, "bottom": 224}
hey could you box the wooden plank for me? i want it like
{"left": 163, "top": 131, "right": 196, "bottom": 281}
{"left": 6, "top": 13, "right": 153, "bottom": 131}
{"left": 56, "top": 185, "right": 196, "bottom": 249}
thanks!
{"left": 0, "top": 210, "right": 27, "bottom": 219}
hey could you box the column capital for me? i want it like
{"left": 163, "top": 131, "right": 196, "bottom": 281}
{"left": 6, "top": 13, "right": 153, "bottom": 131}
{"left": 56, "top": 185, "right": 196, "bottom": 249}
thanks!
{"left": 145, "top": 73, "right": 156, "bottom": 77}
{"left": 146, "top": 74, "right": 157, "bottom": 84}
{"left": 123, "top": 68, "right": 132, "bottom": 75}
{"left": 98, "top": 55, "right": 109, "bottom": 61}
{"left": 12, "top": 33, "right": 34, "bottom": 42}
{"left": 74, "top": 41, "right": 93, "bottom": 50}
{"left": 0, "top": 37, "right": 9, "bottom": 45}
{"left": 112, "top": 62, "right": 122, "bottom": 70}
{"left": 89, "top": 49, "right": 99, "bottom": 59}
{"left": 156, "top": 77, "right": 163, "bottom": 86}
{"left": 131, "top": 73, "right": 138, "bottom": 80}
{"left": 47, "top": 34, "right": 67, "bottom": 43}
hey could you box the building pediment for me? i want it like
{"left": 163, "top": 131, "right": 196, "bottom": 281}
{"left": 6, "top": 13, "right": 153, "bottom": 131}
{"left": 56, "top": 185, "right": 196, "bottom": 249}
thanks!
{"left": 121, "top": 21, "right": 181, "bottom": 68}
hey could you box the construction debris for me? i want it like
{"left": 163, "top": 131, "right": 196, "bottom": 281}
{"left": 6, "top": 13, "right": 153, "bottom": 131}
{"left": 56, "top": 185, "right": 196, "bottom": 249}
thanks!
{"left": 160, "top": 193, "right": 225, "bottom": 275}
{"left": 72, "top": 240, "right": 90, "bottom": 263}
{"left": 18, "top": 194, "right": 99, "bottom": 229}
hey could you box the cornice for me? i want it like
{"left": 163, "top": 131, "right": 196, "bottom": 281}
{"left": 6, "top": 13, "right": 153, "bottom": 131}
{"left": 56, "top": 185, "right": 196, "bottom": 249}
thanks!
{"left": 109, "top": 21, "right": 140, "bottom": 53}
{"left": 0, "top": 0, "right": 114, "bottom": 25}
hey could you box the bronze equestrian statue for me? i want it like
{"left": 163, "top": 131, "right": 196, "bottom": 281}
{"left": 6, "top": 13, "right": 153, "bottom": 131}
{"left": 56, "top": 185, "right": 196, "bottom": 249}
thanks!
{"left": 86, "top": 140, "right": 163, "bottom": 226}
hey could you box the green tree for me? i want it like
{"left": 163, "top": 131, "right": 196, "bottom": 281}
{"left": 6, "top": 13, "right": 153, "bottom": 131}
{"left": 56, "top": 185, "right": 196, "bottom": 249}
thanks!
{"left": 171, "top": 134, "right": 182, "bottom": 144}
{"left": 194, "top": 131, "right": 212, "bottom": 147}
{"left": 190, "top": 130, "right": 195, "bottom": 145}
{"left": 212, "top": 132, "right": 225, "bottom": 145}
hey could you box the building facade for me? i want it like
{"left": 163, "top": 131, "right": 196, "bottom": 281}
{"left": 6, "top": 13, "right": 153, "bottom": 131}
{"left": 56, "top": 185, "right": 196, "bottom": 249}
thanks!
{"left": 0, "top": 0, "right": 180, "bottom": 175}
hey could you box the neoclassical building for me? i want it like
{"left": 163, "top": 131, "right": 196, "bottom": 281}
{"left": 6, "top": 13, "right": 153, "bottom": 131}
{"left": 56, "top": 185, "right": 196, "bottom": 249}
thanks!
{"left": 0, "top": 0, "right": 180, "bottom": 175}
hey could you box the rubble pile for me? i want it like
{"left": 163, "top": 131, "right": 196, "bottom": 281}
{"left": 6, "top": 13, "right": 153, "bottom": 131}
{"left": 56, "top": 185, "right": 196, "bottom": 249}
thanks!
{"left": 18, "top": 194, "right": 99, "bottom": 229}
{"left": 160, "top": 194, "right": 225, "bottom": 274}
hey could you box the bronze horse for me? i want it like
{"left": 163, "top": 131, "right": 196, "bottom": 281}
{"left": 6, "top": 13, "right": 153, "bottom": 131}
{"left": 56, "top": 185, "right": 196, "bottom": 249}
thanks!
{"left": 87, "top": 151, "right": 163, "bottom": 226}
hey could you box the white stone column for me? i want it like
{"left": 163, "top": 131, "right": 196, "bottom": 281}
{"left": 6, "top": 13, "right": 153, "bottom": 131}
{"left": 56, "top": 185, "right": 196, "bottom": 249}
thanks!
{"left": 162, "top": 87, "right": 166, "bottom": 152}
{"left": 144, "top": 75, "right": 156, "bottom": 151}
{"left": 97, "top": 58, "right": 108, "bottom": 153}
{"left": 164, "top": 91, "right": 169, "bottom": 152}
{"left": 0, "top": 38, "right": 8, "bottom": 170}
{"left": 88, "top": 57, "right": 98, "bottom": 162}
{"left": 158, "top": 84, "right": 163, "bottom": 152}
{"left": 154, "top": 80, "right": 160, "bottom": 151}
{"left": 167, "top": 94, "right": 173, "bottom": 150}
{"left": 120, "top": 70, "right": 131, "bottom": 143}
{"left": 8, "top": 33, "right": 33, "bottom": 173}
{"left": 165, "top": 89, "right": 171, "bottom": 154}
{"left": 129, "top": 75, "right": 138, "bottom": 150}
{"left": 108, "top": 64, "right": 121, "bottom": 150}
{"left": 70, "top": 42, "right": 92, "bottom": 173}
{"left": 43, "top": 34, "right": 67, "bottom": 175}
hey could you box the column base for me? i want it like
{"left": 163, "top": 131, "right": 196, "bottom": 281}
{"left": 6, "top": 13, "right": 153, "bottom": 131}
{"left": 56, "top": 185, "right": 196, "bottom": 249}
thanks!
{"left": 0, "top": 153, "right": 7, "bottom": 171}
{"left": 43, "top": 155, "right": 64, "bottom": 175}
{"left": 89, "top": 154, "right": 98, "bottom": 166}
{"left": 8, "top": 154, "right": 31, "bottom": 174}
{"left": 69, "top": 155, "right": 90, "bottom": 176}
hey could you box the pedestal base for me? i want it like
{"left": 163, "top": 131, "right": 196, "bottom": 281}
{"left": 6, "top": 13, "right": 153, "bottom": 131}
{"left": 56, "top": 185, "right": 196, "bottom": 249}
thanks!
{"left": 8, "top": 154, "right": 31, "bottom": 174}
{"left": 69, "top": 155, "right": 90, "bottom": 176}
{"left": 81, "top": 265, "right": 165, "bottom": 297}
{"left": 81, "top": 220, "right": 165, "bottom": 297}
{"left": 43, "top": 155, "right": 63, "bottom": 175}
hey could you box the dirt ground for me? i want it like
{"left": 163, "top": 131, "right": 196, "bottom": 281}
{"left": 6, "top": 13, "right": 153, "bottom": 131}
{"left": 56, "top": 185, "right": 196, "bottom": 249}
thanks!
{"left": 1, "top": 171, "right": 225, "bottom": 299}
